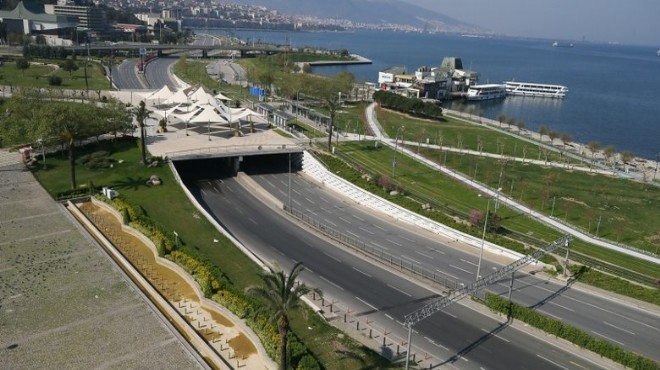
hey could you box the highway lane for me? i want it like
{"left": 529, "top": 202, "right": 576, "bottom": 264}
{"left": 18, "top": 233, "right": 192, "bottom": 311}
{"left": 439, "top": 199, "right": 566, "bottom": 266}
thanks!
{"left": 111, "top": 59, "right": 146, "bottom": 90}
{"left": 144, "top": 57, "right": 178, "bottom": 90}
{"left": 176, "top": 162, "right": 606, "bottom": 369}
{"left": 249, "top": 170, "right": 660, "bottom": 361}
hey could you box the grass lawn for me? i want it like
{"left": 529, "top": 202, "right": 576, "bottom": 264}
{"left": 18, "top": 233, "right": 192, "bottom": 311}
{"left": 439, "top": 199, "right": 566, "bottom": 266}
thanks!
{"left": 31, "top": 137, "right": 391, "bottom": 369}
{"left": 377, "top": 107, "right": 563, "bottom": 163}
{"left": 0, "top": 59, "right": 110, "bottom": 90}
{"left": 335, "top": 141, "right": 660, "bottom": 277}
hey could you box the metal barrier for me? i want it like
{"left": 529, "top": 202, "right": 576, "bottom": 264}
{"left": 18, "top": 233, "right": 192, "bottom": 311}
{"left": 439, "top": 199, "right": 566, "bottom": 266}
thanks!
{"left": 284, "top": 205, "right": 462, "bottom": 291}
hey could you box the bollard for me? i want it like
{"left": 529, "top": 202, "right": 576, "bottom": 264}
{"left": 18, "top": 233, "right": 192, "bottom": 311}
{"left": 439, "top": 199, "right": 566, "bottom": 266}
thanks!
{"left": 329, "top": 303, "right": 333, "bottom": 312}
{"left": 356, "top": 322, "right": 360, "bottom": 330}
{"left": 321, "top": 298, "right": 325, "bottom": 306}
{"left": 343, "top": 313, "right": 346, "bottom": 323}
{"left": 369, "top": 329, "right": 372, "bottom": 338}
{"left": 383, "top": 337, "right": 386, "bottom": 346}
{"left": 396, "top": 344, "right": 400, "bottom": 355}
{"left": 412, "top": 353, "right": 416, "bottom": 362}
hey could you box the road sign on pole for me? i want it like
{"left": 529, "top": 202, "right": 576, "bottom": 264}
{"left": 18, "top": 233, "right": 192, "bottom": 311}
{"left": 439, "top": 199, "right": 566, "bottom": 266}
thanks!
{"left": 139, "top": 47, "right": 147, "bottom": 56}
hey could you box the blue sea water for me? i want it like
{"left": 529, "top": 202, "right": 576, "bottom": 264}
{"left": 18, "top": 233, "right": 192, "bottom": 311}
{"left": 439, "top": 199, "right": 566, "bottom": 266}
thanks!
{"left": 209, "top": 29, "right": 660, "bottom": 159}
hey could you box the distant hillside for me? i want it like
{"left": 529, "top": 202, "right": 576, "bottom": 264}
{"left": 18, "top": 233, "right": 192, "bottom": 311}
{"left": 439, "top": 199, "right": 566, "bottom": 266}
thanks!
{"left": 231, "top": 0, "right": 486, "bottom": 33}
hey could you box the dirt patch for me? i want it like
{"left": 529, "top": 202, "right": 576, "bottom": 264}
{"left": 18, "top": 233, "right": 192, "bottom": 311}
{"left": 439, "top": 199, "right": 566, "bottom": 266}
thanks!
{"left": 560, "top": 197, "right": 589, "bottom": 208}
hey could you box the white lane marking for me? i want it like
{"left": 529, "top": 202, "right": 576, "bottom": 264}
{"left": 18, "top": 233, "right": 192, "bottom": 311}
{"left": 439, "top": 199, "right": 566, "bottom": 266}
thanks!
{"left": 425, "top": 337, "right": 449, "bottom": 350}
{"left": 550, "top": 302, "right": 575, "bottom": 312}
{"left": 323, "top": 252, "right": 342, "bottom": 263}
{"left": 355, "top": 296, "right": 378, "bottom": 310}
{"left": 415, "top": 250, "right": 434, "bottom": 259}
{"left": 359, "top": 227, "right": 375, "bottom": 235}
{"left": 374, "top": 224, "right": 387, "bottom": 231}
{"left": 402, "top": 255, "right": 422, "bottom": 265}
{"left": 591, "top": 331, "right": 626, "bottom": 346}
{"left": 450, "top": 264, "right": 473, "bottom": 275}
{"left": 385, "top": 314, "right": 394, "bottom": 320}
{"left": 265, "top": 179, "right": 275, "bottom": 188}
{"left": 436, "top": 269, "right": 460, "bottom": 281}
{"left": 387, "top": 239, "right": 403, "bottom": 247}
{"left": 324, "top": 219, "right": 337, "bottom": 227}
{"left": 338, "top": 216, "right": 351, "bottom": 224}
{"left": 434, "top": 249, "right": 446, "bottom": 255}
{"left": 347, "top": 230, "right": 361, "bottom": 239}
{"left": 319, "top": 196, "right": 329, "bottom": 203}
{"left": 536, "top": 355, "right": 569, "bottom": 370}
{"left": 400, "top": 235, "right": 414, "bottom": 242}
{"left": 319, "top": 275, "right": 344, "bottom": 291}
{"left": 443, "top": 311, "right": 457, "bottom": 319}
{"left": 292, "top": 199, "right": 302, "bottom": 206}
{"left": 460, "top": 258, "right": 478, "bottom": 267}
{"left": 371, "top": 242, "right": 389, "bottom": 250}
{"left": 226, "top": 186, "right": 234, "bottom": 193}
{"left": 387, "top": 284, "right": 412, "bottom": 297}
{"left": 352, "top": 214, "right": 364, "bottom": 221}
{"left": 292, "top": 188, "right": 301, "bottom": 195}
{"left": 248, "top": 218, "right": 257, "bottom": 225}
{"left": 305, "top": 197, "right": 316, "bottom": 205}
{"left": 352, "top": 267, "right": 372, "bottom": 278}
{"left": 603, "top": 321, "right": 636, "bottom": 336}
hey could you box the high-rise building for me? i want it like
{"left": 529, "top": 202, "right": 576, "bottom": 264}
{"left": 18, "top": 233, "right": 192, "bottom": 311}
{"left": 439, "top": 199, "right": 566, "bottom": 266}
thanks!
{"left": 44, "top": 1, "right": 108, "bottom": 36}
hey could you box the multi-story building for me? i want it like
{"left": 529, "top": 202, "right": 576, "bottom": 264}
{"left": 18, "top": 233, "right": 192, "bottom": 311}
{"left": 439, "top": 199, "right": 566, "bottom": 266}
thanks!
{"left": 44, "top": 0, "right": 108, "bottom": 39}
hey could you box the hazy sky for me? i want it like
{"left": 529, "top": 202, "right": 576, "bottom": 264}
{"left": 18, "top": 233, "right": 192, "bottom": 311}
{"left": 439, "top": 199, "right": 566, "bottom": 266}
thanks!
{"left": 405, "top": 0, "right": 660, "bottom": 46}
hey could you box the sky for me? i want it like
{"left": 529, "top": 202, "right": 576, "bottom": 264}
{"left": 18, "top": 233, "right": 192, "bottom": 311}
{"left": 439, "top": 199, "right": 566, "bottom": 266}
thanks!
{"left": 404, "top": 0, "right": 660, "bottom": 46}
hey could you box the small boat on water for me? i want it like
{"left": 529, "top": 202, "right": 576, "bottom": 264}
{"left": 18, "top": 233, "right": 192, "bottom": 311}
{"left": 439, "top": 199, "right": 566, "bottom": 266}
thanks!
{"left": 466, "top": 84, "right": 507, "bottom": 101}
{"left": 552, "top": 41, "right": 574, "bottom": 48}
{"left": 657, "top": 49, "right": 660, "bottom": 56}
{"left": 504, "top": 81, "right": 568, "bottom": 98}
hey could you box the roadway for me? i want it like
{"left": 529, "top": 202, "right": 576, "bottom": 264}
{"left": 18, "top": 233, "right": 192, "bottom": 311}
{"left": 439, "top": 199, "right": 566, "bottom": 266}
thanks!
{"left": 176, "top": 159, "right": 610, "bottom": 370}
{"left": 144, "top": 57, "right": 178, "bottom": 90}
{"left": 249, "top": 169, "right": 660, "bottom": 361}
{"left": 111, "top": 59, "right": 146, "bottom": 90}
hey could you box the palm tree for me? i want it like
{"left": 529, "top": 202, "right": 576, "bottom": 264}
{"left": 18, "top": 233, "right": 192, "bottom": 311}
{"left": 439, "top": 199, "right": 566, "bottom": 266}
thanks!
{"left": 246, "top": 262, "right": 321, "bottom": 370}
{"left": 133, "top": 100, "right": 151, "bottom": 164}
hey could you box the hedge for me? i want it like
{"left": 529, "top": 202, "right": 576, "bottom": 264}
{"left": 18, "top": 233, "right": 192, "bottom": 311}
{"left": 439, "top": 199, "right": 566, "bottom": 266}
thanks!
{"left": 484, "top": 293, "right": 659, "bottom": 370}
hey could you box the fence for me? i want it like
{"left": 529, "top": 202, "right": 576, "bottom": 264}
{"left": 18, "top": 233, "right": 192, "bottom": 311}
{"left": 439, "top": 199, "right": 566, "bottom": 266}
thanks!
{"left": 284, "top": 205, "right": 462, "bottom": 292}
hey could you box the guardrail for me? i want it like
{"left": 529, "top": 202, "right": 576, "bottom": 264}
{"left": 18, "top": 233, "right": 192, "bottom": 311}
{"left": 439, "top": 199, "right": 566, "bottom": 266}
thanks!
{"left": 283, "top": 205, "right": 462, "bottom": 291}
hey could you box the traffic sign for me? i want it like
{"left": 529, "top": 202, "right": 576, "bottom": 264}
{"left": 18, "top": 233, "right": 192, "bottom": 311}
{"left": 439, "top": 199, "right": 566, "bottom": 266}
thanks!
{"left": 139, "top": 48, "right": 147, "bottom": 56}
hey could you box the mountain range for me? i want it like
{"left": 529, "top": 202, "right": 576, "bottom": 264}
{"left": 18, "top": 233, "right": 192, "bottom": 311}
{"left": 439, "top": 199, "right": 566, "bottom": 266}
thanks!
{"left": 230, "top": 0, "right": 486, "bottom": 33}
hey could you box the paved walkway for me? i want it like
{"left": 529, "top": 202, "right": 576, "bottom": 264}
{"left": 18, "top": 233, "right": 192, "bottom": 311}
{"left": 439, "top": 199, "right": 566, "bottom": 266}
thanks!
{"left": 364, "top": 103, "right": 659, "bottom": 264}
{"left": 0, "top": 150, "right": 207, "bottom": 370}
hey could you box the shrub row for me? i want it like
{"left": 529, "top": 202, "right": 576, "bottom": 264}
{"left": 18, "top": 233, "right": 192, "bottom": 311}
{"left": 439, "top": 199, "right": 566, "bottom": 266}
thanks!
{"left": 373, "top": 90, "right": 443, "bottom": 119}
{"left": 484, "top": 293, "right": 658, "bottom": 370}
{"left": 568, "top": 266, "right": 660, "bottom": 306}
{"left": 99, "top": 195, "right": 321, "bottom": 369}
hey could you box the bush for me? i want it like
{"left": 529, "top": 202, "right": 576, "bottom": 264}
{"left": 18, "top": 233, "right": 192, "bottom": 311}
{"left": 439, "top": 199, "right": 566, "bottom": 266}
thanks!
{"left": 48, "top": 75, "right": 62, "bottom": 86}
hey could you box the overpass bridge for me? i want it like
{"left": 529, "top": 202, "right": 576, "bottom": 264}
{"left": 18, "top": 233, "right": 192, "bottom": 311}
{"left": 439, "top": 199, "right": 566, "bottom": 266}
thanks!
{"left": 165, "top": 143, "right": 305, "bottom": 162}
{"left": 67, "top": 42, "right": 288, "bottom": 58}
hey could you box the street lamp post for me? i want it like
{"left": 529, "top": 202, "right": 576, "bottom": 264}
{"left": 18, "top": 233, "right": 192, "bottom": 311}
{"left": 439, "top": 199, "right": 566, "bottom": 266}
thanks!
{"left": 392, "top": 126, "right": 405, "bottom": 177}
{"left": 476, "top": 198, "right": 490, "bottom": 281}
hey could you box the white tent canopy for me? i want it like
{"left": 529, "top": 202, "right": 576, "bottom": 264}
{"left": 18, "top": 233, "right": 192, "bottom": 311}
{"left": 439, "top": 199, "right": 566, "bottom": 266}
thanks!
{"left": 146, "top": 85, "right": 174, "bottom": 104}
{"left": 163, "top": 88, "right": 191, "bottom": 105}
{"left": 188, "top": 106, "right": 229, "bottom": 125}
{"left": 215, "top": 91, "right": 232, "bottom": 101}
{"left": 188, "top": 86, "right": 216, "bottom": 105}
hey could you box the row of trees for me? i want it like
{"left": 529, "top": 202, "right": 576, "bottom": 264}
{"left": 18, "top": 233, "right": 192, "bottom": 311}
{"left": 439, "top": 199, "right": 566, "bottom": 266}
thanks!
{"left": 0, "top": 90, "right": 133, "bottom": 189}
{"left": 373, "top": 90, "right": 443, "bottom": 119}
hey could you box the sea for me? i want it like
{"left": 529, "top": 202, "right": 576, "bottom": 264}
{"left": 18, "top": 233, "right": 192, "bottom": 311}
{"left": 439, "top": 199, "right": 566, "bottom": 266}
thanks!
{"left": 205, "top": 29, "right": 660, "bottom": 160}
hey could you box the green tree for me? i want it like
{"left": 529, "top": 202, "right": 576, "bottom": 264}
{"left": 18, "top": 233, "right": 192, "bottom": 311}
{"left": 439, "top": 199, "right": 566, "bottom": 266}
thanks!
{"left": 60, "top": 59, "right": 79, "bottom": 78}
{"left": 99, "top": 98, "right": 133, "bottom": 139}
{"left": 15, "top": 57, "right": 29, "bottom": 75}
{"left": 306, "top": 72, "right": 354, "bottom": 151}
{"left": 246, "top": 263, "right": 320, "bottom": 370}
{"left": 496, "top": 113, "right": 506, "bottom": 127}
{"left": 132, "top": 100, "right": 151, "bottom": 164}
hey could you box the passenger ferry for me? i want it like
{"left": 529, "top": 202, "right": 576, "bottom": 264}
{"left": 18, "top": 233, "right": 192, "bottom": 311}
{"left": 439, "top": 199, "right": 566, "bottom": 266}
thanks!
{"left": 466, "top": 84, "right": 507, "bottom": 101}
{"left": 504, "top": 81, "right": 568, "bottom": 98}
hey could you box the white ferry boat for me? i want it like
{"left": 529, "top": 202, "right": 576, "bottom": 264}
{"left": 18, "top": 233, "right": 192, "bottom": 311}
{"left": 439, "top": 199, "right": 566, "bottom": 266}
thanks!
{"left": 466, "top": 84, "right": 507, "bottom": 101}
{"left": 504, "top": 81, "right": 568, "bottom": 98}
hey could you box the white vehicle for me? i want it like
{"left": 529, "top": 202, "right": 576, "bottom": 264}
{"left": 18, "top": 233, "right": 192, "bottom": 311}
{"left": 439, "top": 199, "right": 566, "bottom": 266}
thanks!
{"left": 504, "top": 81, "right": 568, "bottom": 98}
{"left": 466, "top": 84, "right": 507, "bottom": 101}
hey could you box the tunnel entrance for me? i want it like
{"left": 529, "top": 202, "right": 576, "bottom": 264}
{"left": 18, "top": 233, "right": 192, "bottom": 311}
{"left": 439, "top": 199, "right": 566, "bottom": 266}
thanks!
{"left": 174, "top": 152, "right": 303, "bottom": 182}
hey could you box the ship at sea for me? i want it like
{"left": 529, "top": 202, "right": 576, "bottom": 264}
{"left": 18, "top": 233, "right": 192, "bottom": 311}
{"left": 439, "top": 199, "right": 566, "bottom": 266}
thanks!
{"left": 504, "top": 81, "right": 568, "bottom": 98}
{"left": 466, "top": 84, "right": 507, "bottom": 101}
{"left": 552, "top": 41, "right": 574, "bottom": 48}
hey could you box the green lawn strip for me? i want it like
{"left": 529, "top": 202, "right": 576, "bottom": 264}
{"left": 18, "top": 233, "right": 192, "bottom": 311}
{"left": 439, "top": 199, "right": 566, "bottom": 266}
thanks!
{"left": 32, "top": 138, "right": 385, "bottom": 369}
{"left": 317, "top": 146, "right": 660, "bottom": 301}
{"left": 377, "top": 107, "right": 563, "bottom": 163}
{"left": 288, "top": 52, "right": 355, "bottom": 63}
{"left": 0, "top": 59, "right": 110, "bottom": 90}
{"left": 482, "top": 293, "right": 659, "bottom": 370}
{"left": 409, "top": 145, "right": 660, "bottom": 253}
{"left": 288, "top": 120, "right": 326, "bottom": 138}
{"left": 172, "top": 59, "right": 220, "bottom": 91}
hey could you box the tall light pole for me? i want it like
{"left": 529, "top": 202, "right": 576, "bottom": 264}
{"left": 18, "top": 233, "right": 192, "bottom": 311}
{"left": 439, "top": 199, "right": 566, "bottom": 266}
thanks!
{"left": 476, "top": 198, "right": 490, "bottom": 281}
{"left": 288, "top": 152, "right": 292, "bottom": 210}
{"left": 392, "top": 126, "right": 405, "bottom": 177}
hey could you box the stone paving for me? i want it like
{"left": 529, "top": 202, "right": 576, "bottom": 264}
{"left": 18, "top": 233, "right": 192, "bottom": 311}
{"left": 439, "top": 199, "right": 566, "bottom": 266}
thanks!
{"left": 0, "top": 150, "right": 206, "bottom": 370}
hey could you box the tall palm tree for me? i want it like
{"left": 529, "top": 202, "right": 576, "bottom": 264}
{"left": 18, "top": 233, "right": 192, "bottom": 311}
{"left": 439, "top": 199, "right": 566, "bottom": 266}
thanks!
{"left": 133, "top": 100, "right": 151, "bottom": 164}
{"left": 246, "top": 262, "right": 320, "bottom": 370}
